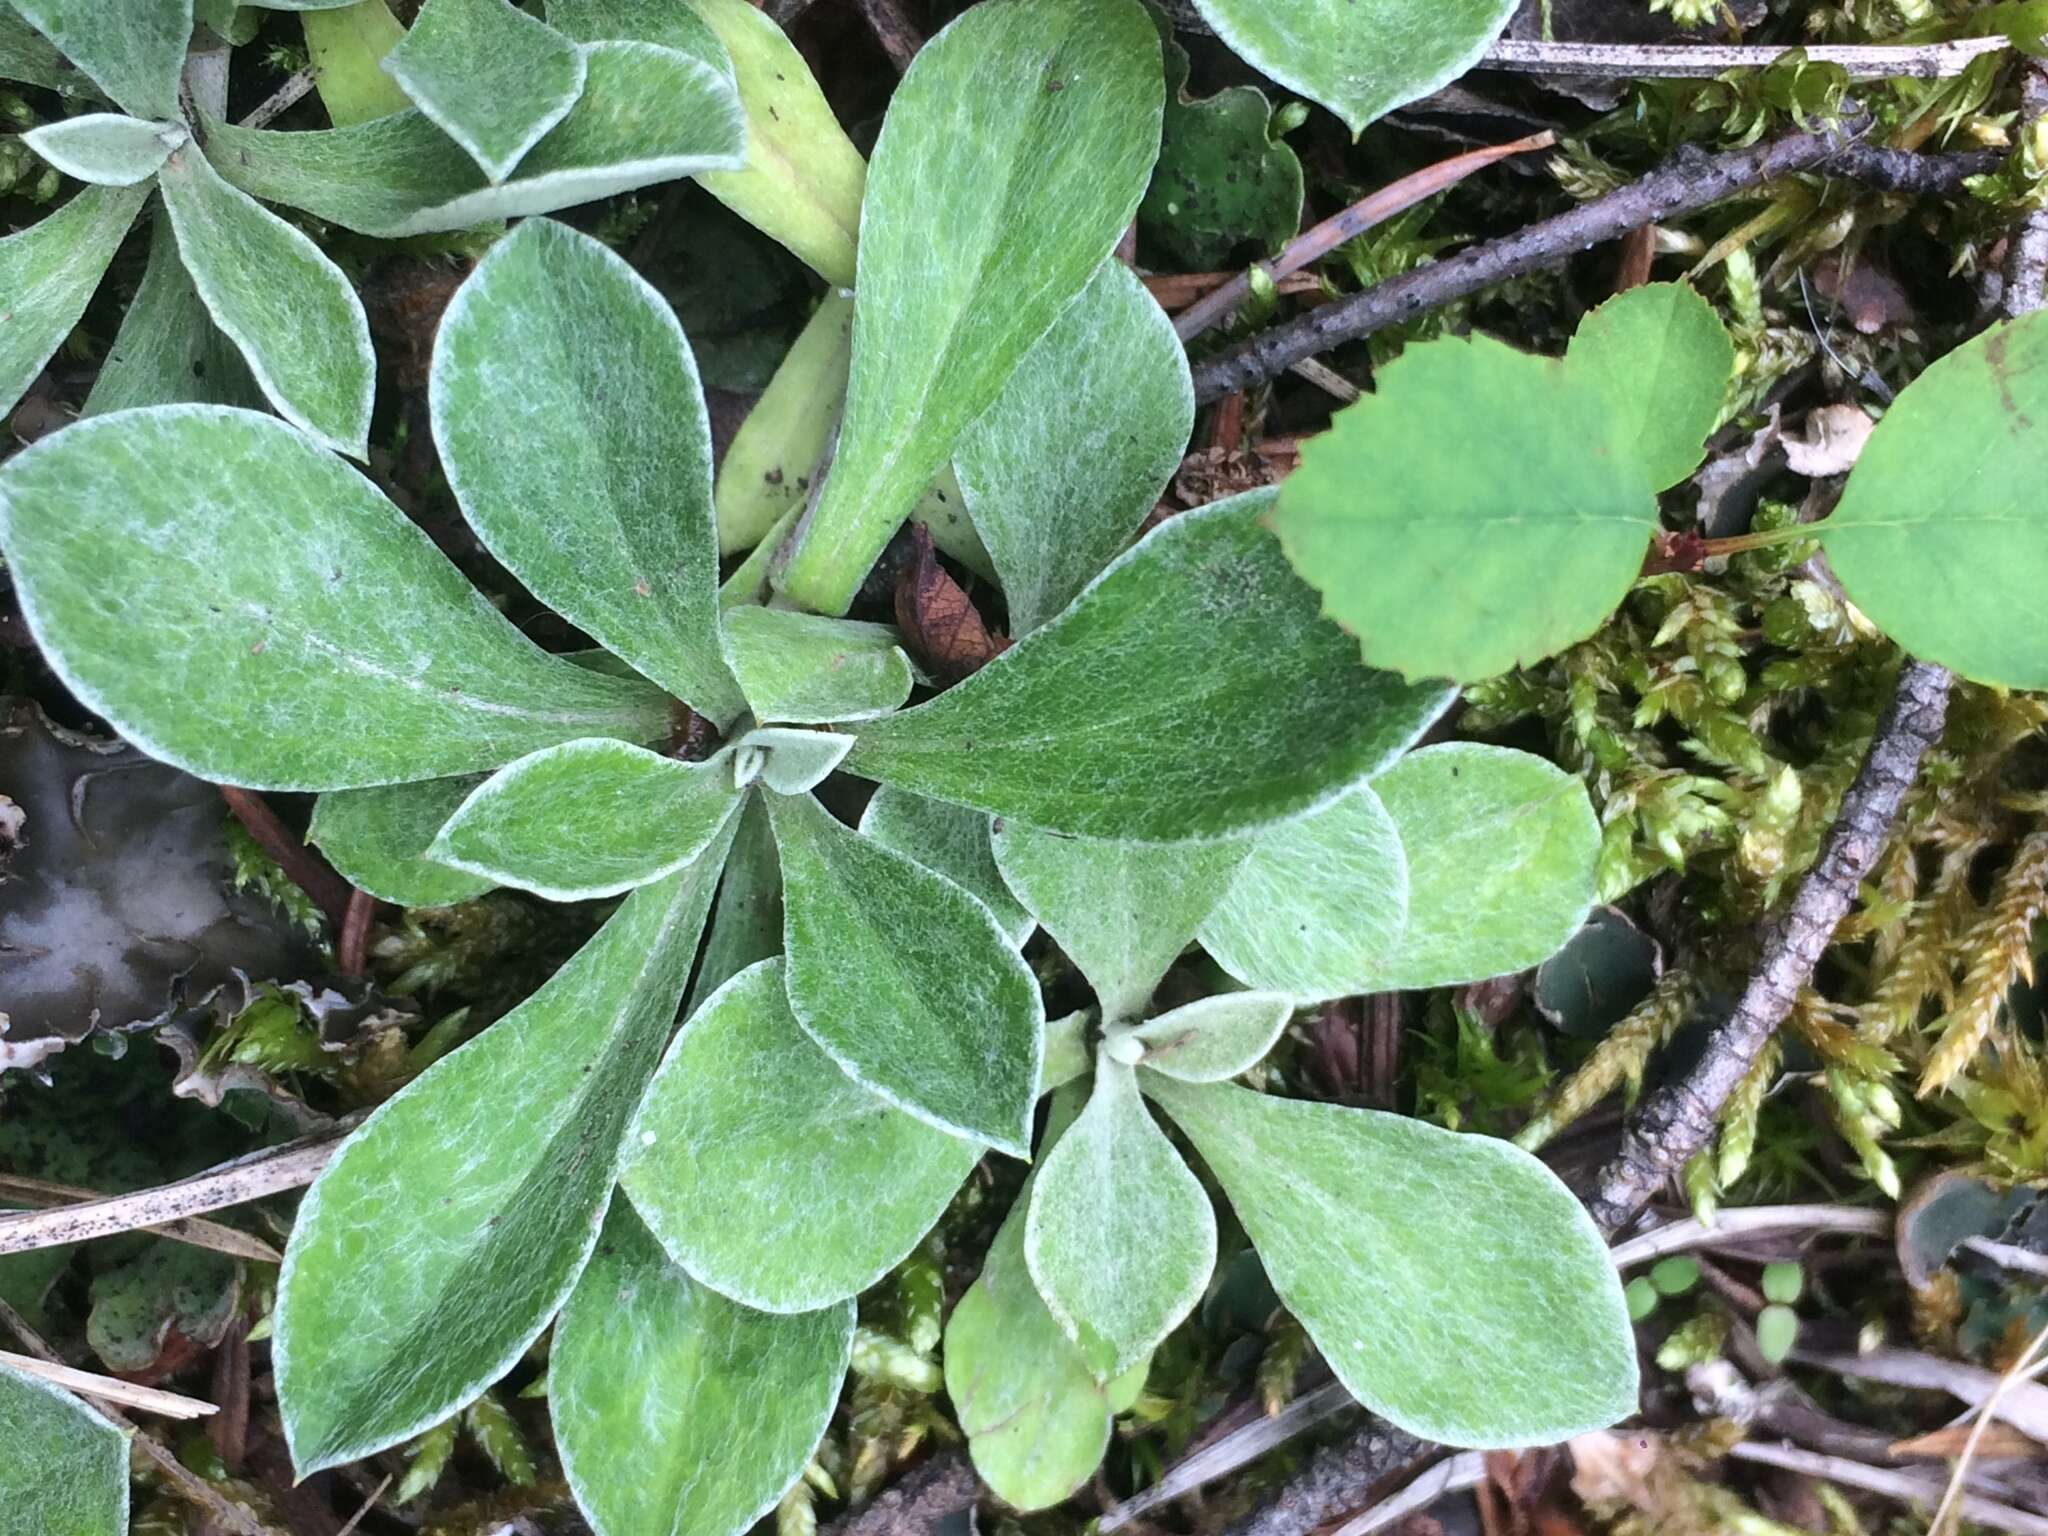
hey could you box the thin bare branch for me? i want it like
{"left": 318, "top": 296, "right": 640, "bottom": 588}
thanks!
{"left": 1608, "top": 1204, "right": 1892, "bottom": 1269}
{"left": 0, "top": 1350, "right": 218, "bottom": 1420}
{"left": 1478, "top": 36, "right": 2009, "bottom": 81}
{"left": 0, "top": 1175, "right": 282, "bottom": 1264}
{"left": 1729, "top": 1440, "right": 2048, "bottom": 1536}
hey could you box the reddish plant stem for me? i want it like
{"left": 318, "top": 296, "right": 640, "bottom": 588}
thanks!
{"left": 337, "top": 887, "right": 379, "bottom": 978}
{"left": 218, "top": 785, "right": 355, "bottom": 932}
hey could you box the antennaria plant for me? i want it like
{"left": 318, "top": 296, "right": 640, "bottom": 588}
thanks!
{"left": 0, "top": 0, "right": 1641, "bottom": 1529}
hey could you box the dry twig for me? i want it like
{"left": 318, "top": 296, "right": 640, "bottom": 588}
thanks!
{"left": 1478, "top": 36, "right": 2009, "bottom": 81}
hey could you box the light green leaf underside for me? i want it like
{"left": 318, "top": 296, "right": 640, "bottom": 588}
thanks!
{"left": 944, "top": 1085, "right": 1144, "bottom": 1510}
{"left": 0, "top": 1363, "right": 128, "bottom": 1536}
{"left": 775, "top": 0, "right": 1165, "bottom": 614}
{"left": 1370, "top": 744, "right": 1600, "bottom": 990}
{"left": 386, "top": 0, "right": 587, "bottom": 182}
{"left": 275, "top": 858, "right": 728, "bottom": 1473}
{"left": 623, "top": 958, "right": 983, "bottom": 1313}
{"left": 432, "top": 739, "right": 741, "bottom": 902}
{"left": 1025, "top": 1061, "right": 1214, "bottom": 1379}
{"left": 1190, "top": 0, "right": 1516, "bottom": 136}
{"left": 1127, "top": 991, "right": 1292, "bottom": 1082}
{"left": 993, "top": 822, "right": 1245, "bottom": 1021}
{"left": 158, "top": 147, "right": 375, "bottom": 458}
{"left": 553, "top": 1204, "right": 852, "bottom": 1536}
{"left": 688, "top": 789, "right": 782, "bottom": 1013}
{"left": 0, "top": 7, "right": 97, "bottom": 95}
{"left": 311, "top": 776, "right": 496, "bottom": 908}
{"left": 716, "top": 292, "right": 850, "bottom": 556}
{"left": 1271, "top": 333, "right": 1656, "bottom": 684}
{"left": 1819, "top": 309, "right": 2048, "bottom": 689}
{"left": 433, "top": 218, "right": 740, "bottom": 722}
{"left": 723, "top": 606, "right": 914, "bottom": 725}
{"left": 82, "top": 215, "right": 261, "bottom": 418}
{"left": 735, "top": 727, "right": 853, "bottom": 796}
{"left": 301, "top": 0, "right": 411, "bottom": 125}
{"left": 858, "top": 788, "right": 1034, "bottom": 947}
{"left": 1144, "top": 1076, "right": 1638, "bottom": 1447}
{"left": 768, "top": 791, "right": 1041, "bottom": 1156}
{"left": 202, "top": 41, "right": 744, "bottom": 238}
{"left": 957, "top": 260, "right": 1193, "bottom": 636}
{"left": 1565, "top": 282, "right": 1732, "bottom": 493}
{"left": 22, "top": 112, "right": 178, "bottom": 185}
{"left": 849, "top": 489, "right": 1455, "bottom": 843}
{"left": 0, "top": 182, "right": 147, "bottom": 420}
{"left": 1198, "top": 782, "right": 1406, "bottom": 1002}
{"left": 0, "top": 406, "right": 674, "bottom": 791}
{"left": 10, "top": 0, "right": 189, "bottom": 117}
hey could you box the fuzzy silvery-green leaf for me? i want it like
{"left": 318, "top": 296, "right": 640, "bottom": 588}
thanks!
{"left": 957, "top": 261, "right": 1193, "bottom": 636}
{"left": 1041, "top": 1010, "right": 1092, "bottom": 1096}
{"left": 0, "top": 406, "right": 674, "bottom": 791}
{"left": 993, "top": 822, "right": 1244, "bottom": 1021}
{"left": 1271, "top": 333, "right": 1656, "bottom": 684}
{"left": 1144, "top": 1075, "right": 1637, "bottom": 1446}
{"left": 0, "top": 1364, "right": 127, "bottom": 1536}
{"left": 1024, "top": 1060, "right": 1213, "bottom": 1379}
{"left": 1819, "top": 310, "right": 2048, "bottom": 689}
{"left": 21, "top": 112, "right": 180, "bottom": 185}
{"left": 768, "top": 791, "right": 1041, "bottom": 1155}
{"left": 773, "top": 0, "right": 1164, "bottom": 615}
{"left": 384, "top": 0, "right": 586, "bottom": 182}
{"left": 859, "top": 788, "right": 1033, "bottom": 947}
{"left": 0, "top": 182, "right": 146, "bottom": 419}
{"left": 553, "top": 1204, "right": 852, "bottom": 1536}
{"left": 1198, "top": 783, "right": 1406, "bottom": 1002}
{"left": 158, "top": 147, "right": 376, "bottom": 457}
{"left": 545, "top": 0, "right": 724, "bottom": 65}
{"left": 716, "top": 293, "right": 850, "bottom": 556}
{"left": 1566, "top": 283, "right": 1732, "bottom": 492}
{"left": 850, "top": 490, "right": 1454, "bottom": 843}
{"left": 275, "top": 857, "right": 728, "bottom": 1474}
{"left": 622, "top": 958, "right": 983, "bottom": 1312}
{"left": 732, "top": 728, "right": 853, "bottom": 796}
{"left": 310, "top": 777, "right": 495, "bottom": 908}
{"left": 431, "top": 739, "right": 741, "bottom": 902}
{"left": 0, "top": 7, "right": 95, "bottom": 95}
{"left": 83, "top": 216, "right": 260, "bottom": 417}
{"left": 689, "top": 790, "right": 781, "bottom": 1012}
{"left": 1124, "top": 992, "right": 1292, "bottom": 1082}
{"left": 432, "top": 218, "right": 743, "bottom": 723}
{"left": 944, "top": 1086, "right": 1146, "bottom": 1510}
{"left": 1369, "top": 744, "right": 1598, "bottom": 989}
{"left": 1189, "top": 0, "right": 1516, "bottom": 136}
{"left": 9, "top": 0, "right": 189, "bottom": 117}
{"left": 722, "top": 607, "right": 914, "bottom": 725}
{"left": 202, "top": 41, "right": 743, "bottom": 238}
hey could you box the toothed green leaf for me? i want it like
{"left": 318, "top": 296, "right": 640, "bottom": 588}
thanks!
{"left": 1565, "top": 282, "right": 1733, "bottom": 493}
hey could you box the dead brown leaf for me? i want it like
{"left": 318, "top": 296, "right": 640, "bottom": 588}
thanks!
{"left": 894, "top": 522, "right": 1007, "bottom": 682}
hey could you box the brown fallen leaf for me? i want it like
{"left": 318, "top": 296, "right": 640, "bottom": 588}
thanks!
{"left": 1891, "top": 1422, "right": 2047, "bottom": 1460}
{"left": 894, "top": 522, "right": 1007, "bottom": 683}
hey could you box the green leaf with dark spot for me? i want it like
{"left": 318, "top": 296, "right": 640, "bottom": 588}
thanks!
{"left": 849, "top": 490, "right": 1454, "bottom": 842}
{"left": 0, "top": 183, "right": 148, "bottom": 420}
{"left": 622, "top": 958, "right": 983, "bottom": 1312}
{"left": 553, "top": 1204, "right": 852, "bottom": 1536}
{"left": 0, "top": 407, "right": 675, "bottom": 790}
{"left": 385, "top": 0, "right": 586, "bottom": 182}
{"left": 0, "top": 1364, "right": 128, "bottom": 1536}
{"left": 275, "top": 853, "right": 729, "bottom": 1473}
{"left": 858, "top": 788, "right": 1033, "bottom": 946}
{"left": 311, "top": 777, "right": 496, "bottom": 909}
{"left": 1565, "top": 282, "right": 1732, "bottom": 492}
{"left": 10, "top": 0, "right": 189, "bottom": 117}
{"left": 722, "top": 607, "right": 914, "bottom": 725}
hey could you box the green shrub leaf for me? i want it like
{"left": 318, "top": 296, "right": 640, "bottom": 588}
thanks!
{"left": 431, "top": 740, "right": 741, "bottom": 902}
{"left": 553, "top": 1204, "right": 852, "bottom": 1536}
{"left": 768, "top": 791, "right": 1041, "bottom": 1155}
{"left": 545, "top": 0, "right": 727, "bottom": 66}
{"left": 859, "top": 788, "right": 1033, "bottom": 946}
{"left": 311, "top": 777, "right": 496, "bottom": 908}
{"left": 82, "top": 217, "right": 259, "bottom": 417}
{"left": 1271, "top": 333, "right": 1656, "bottom": 683}
{"left": 1144, "top": 1075, "right": 1638, "bottom": 1447}
{"left": 733, "top": 727, "right": 854, "bottom": 796}
{"left": 1024, "top": 1061, "right": 1214, "bottom": 1378}
{"left": 1820, "top": 310, "right": 2048, "bottom": 689}
{"left": 202, "top": 41, "right": 743, "bottom": 237}
{"left": 622, "top": 958, "right": 983, "bottom": 1311}
{"left": 850, "top": 490, "right": 1454, "bottom": 842}
{"left": 158, "top": 146, "right": 375, "bottom": 457}
{"left": 433, "top": 218, "right": 743, "bottom": 722}
{"left": 774, "top": 0, "right": 1164, "bottom": 614}
{"left": 1370, "top": 744, "right": 1599, "bottom": 989}
{"left": 1139, "top": 33, "right": 1302, "bottom": 270}
{"left": 10, "top": 0, "right": 189, "bottom": 118}
{"left": 21, "top": 112, "right": 179, "bottom": 184}
{"left": 1566, "top": 282, "right": 1732, "bottom": 492}
{"left": 957, "top": 261, "right": 1193, "bottom": 636}
{"left": 0, "top": 1364, "right": 128, "bottom": 1535}
{"left": 0, "top": 182, "right": 147, "bottom": 420}
{"left": 1189, "top": 0, "right": 1515, "bottom": 136}
{"left": 1125, "top": 992, "right": 1293, "bottom": 1082}
{"left": 992, "top": 822, "right": 1244, "bottom": 1021}
{"left": 384, "top": 0, "right": 587, "bottom": 182}
{"left": 1198, "top": 782, "right": 1407, "bottom": 1002}
{"left": 723, "top": 607, "right": 914, "bottom": 725}
{"left": 276, "top": 855, "right": 728, "bottom": 1473}
{"left": 0, "top": 407, "right": 674, "bottom": 790}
